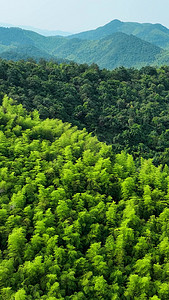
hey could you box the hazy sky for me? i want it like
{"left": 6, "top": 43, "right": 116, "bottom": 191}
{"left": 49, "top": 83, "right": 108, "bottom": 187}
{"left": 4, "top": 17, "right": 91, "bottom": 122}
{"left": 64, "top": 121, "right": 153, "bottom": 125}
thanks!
{"left": 1, "top": 0, "right": 169, "bottom": 33}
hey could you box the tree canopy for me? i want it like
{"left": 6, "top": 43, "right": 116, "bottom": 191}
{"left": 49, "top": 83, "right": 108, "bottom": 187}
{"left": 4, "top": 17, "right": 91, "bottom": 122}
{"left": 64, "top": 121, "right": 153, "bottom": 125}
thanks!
{"left": 1, "top": 97, "right": 169, "bottom": 299}
{"left": 1, "top": 60, "right": 169, "bottom": 165}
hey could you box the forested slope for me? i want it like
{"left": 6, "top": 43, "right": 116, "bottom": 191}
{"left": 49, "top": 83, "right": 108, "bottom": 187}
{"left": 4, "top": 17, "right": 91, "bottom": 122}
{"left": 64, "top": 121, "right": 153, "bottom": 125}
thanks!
{"left": 0, "top": 26, "right": 169, "bottom": 68}
{"left": 71, "top": 19, "right": 169, "bottom": 49}
{"left": 1, "top": 97, "right": 169, "bottom": 299}
{"left": 50, "top": 32, "right": 163, "bottom": 69}
{"left": 0, "top": 59, "right": 169, "bottom": 165}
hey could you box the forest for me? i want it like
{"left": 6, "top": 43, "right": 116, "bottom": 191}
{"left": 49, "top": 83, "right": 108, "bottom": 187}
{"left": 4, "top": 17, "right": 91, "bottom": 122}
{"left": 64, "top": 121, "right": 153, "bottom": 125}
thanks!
{"left": 1, "top": 59, "right": 169, "bottom": 299}
{"left": 1, "top": 96, "right": 169, "bottom": 299}
{"left": 0, "top": 59, "right": 169, "bottom": 165}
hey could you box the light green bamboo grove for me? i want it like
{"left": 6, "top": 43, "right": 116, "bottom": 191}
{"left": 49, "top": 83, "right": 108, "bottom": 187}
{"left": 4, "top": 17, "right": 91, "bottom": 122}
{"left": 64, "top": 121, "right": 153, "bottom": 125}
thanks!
{"left": 0, "top": 97, "right": 169, "bottom": 299}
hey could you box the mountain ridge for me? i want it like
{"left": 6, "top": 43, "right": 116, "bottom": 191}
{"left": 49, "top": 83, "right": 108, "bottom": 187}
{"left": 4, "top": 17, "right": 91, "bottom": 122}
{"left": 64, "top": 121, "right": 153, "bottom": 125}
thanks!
{"left": 0, "top": 20, "right": 169, "bottom": 69}
{"left": 50, "top": 32, "right": 163, "bottom": 69}
{"left": 0, "top": 22, "right": 72, "bottom": 36}
{"left": 70, "top": 19, "right": 169, "bottom": 49}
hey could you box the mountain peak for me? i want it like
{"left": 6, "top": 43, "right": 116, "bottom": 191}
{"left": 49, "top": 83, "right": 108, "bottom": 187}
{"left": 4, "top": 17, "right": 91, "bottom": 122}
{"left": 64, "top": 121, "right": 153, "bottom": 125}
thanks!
{"left": 111, "top": 19, "right": 122, "bottom": 23}
{"left": 70, "top": 19, "right": 169, "bottom": 49}
{"left": 0, "top": 20, "right": 169, "bottom": 69}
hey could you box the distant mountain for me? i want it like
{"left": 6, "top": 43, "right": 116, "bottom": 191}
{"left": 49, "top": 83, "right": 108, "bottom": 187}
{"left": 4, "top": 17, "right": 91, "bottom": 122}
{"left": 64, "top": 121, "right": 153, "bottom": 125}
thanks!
{"left": 0, "top": 22, "right": 71, "bottom": 36}
{"left": 70, "top": 19, "right": 169, "bottom": 49}
{"left": 50, "top": 32, "right": 163, "bottom": 69}
{"left": 0, "top": 27, "right": 69, "bottom": 51}
{"left": 0, "top": 23, "right": 169, "bottom": 69}
{"left": 0, "top": 27, "right": 70, "bottom": 62}
{"left": 28, "top": 28, "right": 72, "bottom": 37}
{"left": 0, "top": 27, "right": 42, "bottom": 46}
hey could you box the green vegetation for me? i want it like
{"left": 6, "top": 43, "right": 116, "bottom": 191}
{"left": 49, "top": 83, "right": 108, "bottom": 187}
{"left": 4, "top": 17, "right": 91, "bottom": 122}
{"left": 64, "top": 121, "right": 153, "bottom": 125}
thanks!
{"left": 72, "top": 19, "right": 169, "bottom": 49}
{"left": 1, "top": 96, "right": 169, "bottom": 299}
{"left": 0, "top": 59, "right": 169, "bottom": 165}
{"left": 51, "top": 33, "right": 163, "bottom": 69}
{"left": 1, "top": 23, "right": 169, "bottom": 68}
{"left": 0, "top": 45, "right": 53, "bottom": 62}
{"left": 1, "top": 15, "right": 169, "bottom": 300}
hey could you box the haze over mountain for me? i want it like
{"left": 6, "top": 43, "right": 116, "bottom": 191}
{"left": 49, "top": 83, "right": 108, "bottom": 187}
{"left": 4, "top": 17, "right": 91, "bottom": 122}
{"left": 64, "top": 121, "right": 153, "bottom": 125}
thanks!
{"left": 0, "top": 22, "right": 71, "bottom": 36}
{"left": 0, "top": 20, "right": 169, "bottom": 69}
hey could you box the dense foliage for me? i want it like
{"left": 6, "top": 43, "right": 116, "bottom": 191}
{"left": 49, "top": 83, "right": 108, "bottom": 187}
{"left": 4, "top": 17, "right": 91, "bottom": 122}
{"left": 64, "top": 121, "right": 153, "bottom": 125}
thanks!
{"left": 1, "top": 21, "right": 169, "bottom": 300}
{"left": 1, "top": 97, "right": 169, "bottom": 299}
{"left": 0, "top": 60, "right": 169, "bottom": 164}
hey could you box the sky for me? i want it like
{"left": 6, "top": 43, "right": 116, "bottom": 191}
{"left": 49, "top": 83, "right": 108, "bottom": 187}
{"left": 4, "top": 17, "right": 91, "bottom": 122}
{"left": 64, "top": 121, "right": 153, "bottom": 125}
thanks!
{"left": 1, "top": 0, "right": 169, "bottom": 33}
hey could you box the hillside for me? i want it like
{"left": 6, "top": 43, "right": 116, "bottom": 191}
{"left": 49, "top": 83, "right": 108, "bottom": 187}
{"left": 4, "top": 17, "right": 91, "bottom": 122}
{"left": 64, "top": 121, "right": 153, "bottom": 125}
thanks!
{"left": 1, "top": 60, "right": 169, "bottom": 165}
{"left": 0, "top": 45, "right": 70, "bottom": 63}
{"left": 2, "top": 18, "right": 169, "bottom": 300}
{"left": 0, "top": 26, "right": 166, "bottom": 69}
{"left": 0, "top": 45, "right": 53, "bottom": 61}
{"left": 71, "top": 19, "right": 169, "bottom": 49}
{"left": 50, "top": 32, "right": 163, "bottom": 69}
{"left": 1, "top": 97, "right": 169, "bottom": 299}
{"left": 0, "top": 26, "right": 48, "bottom": 50}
